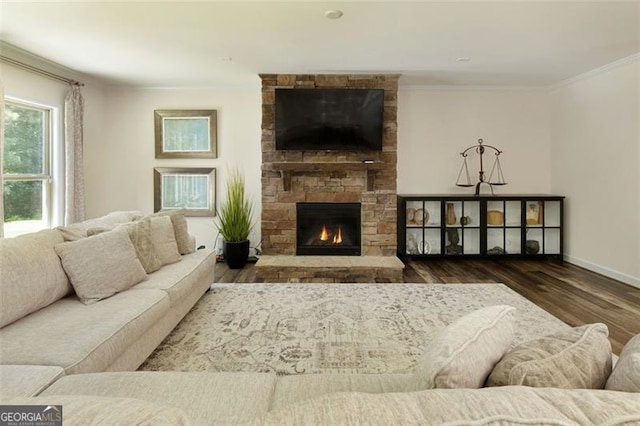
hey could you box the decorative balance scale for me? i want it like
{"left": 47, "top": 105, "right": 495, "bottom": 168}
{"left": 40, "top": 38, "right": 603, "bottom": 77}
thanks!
{"left": 456, "top": 138, "right": 507, "bottom": 195}
{"left": 449, "top": 138, "right": 508, "bottom": 254}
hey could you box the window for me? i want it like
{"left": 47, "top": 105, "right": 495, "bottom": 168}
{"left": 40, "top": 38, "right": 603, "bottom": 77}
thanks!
{"left": 3, "top": 100, "right": 52, "bottom": 237}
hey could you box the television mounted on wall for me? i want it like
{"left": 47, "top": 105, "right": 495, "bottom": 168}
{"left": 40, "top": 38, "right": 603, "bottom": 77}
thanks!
{"left": 275, "top": 88, "right": 384, "bottom": 151}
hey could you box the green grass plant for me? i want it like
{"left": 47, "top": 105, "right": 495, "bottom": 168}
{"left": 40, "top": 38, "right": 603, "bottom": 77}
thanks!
{"left": 215, "top": 167, "right": 254, "bottom": 242}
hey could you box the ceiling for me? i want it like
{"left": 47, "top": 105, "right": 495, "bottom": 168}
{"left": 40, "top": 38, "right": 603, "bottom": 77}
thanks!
{"left": 1, "top": 1, "right": 639, "bottom": 88}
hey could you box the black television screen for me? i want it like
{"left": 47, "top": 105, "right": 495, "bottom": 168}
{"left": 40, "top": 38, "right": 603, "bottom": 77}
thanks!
{"left": 275, "top": 88, "right": 384, "bottom": 151}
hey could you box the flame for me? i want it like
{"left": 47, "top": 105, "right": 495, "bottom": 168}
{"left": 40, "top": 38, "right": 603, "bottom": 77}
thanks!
{"left": 319, "top": 224, "right": 329, "bottom": 241}
{"left": 333, "top": 226, "right": 343, "bottom": 244}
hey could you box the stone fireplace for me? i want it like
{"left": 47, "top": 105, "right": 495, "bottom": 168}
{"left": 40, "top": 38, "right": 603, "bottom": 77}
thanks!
{"left": 256, "top": 73, "right": 403, "bottom": 282}
{"left": 297, "top": 202, "right": 361, "bottom": 256}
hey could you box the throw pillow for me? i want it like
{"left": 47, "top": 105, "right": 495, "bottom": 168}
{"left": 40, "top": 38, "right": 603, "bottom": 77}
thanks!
{"left": 0, "top": 230, "right": 72, "bottom": 328}
{"left": 405, "top": 305, "right": 516, "bottom": 391}
{"left": 150, "top": 209, "right": 194, "bottom": 255}
{"left": 486, "top": 323, "right": 612, "bottom": 389}
{"left": 86, "top": 227, "right": 110, "bottom": 236}
{"left": 123, "top": 218, "right": 163, "bottom": 274}
{"left": 86, "top": 220, "right": 162, "bottom": 274}
{"left": 56, "top": 210, "right": 143, "bottom": 241}
{"left": 54, "top": 227, "right": 147, "bottom": 304}
{"left": 606, "top": 333, "right": 640, "bottom": 392}
{"left": 150, "top": 216, "right": 182, "bottom": 266}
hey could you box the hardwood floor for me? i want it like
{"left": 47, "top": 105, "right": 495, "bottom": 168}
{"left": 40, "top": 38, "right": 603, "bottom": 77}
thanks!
{"left": 214, "top": 258, "right": 640, "bottom": 354}
{"left": 407, "top": 259, "right": 640, "bottom": 354}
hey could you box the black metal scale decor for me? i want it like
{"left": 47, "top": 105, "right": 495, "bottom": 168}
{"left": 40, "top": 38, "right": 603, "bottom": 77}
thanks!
{"left": 456, "top": 138, "right": 507, "bottom": 195}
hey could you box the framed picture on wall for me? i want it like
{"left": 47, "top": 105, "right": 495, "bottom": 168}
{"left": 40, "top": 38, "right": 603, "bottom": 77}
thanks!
{"left": 154, "top": 110, "right": 217, "bottom": 158}
{"left": 154, "top": 167, "right": 216, "bottom": 217}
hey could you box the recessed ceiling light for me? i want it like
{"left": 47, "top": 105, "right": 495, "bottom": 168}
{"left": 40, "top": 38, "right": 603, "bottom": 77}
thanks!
{"left": 456, "top": 57, "right": 471, "bottom": 62}
{"left": 325, "top": 10, "right": 344, "bottom": 20}
{"left": 220, "top": 57, "right": 233, "bottom": 62}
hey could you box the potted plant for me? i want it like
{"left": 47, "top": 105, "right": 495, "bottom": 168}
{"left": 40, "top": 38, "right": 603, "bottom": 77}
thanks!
{"left": 215, "top": 167, "right": 254, "bottom": 269}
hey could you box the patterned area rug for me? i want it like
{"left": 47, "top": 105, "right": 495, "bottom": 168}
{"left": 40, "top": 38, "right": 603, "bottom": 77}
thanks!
{"left": 139, "top": 283, "right": 569, "bottom": 375}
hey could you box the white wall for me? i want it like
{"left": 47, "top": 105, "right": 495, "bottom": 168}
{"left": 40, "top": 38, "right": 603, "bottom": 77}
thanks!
{"left": 1, "top": 63, "right": 105, "bottom": 228}
{"left": 86, "top": 86, "right": 262, "bottom": 251}
{"left": 550, "top": 59, "right": 640, "bottom": 287}
{"left": 397, "top": 88, "right": 551, "bottom": 195}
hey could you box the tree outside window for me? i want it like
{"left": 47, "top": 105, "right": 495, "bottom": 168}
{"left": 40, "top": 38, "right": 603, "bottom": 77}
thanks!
{"left": 2, "top": 100, "right": 52, "bottom": 237}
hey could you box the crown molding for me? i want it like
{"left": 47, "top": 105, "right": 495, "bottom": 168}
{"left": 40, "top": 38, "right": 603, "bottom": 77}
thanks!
{"left": 549, "top": 53, "right": 640, "bottom": 91}
{"left": 0, "top": 41, "right": 105, "bottom": 88}
{"left": 113, "top": 83, "right": 261, "bottom": 91}
{"left": 398, "top": 84, "right": 547, "bottom": 92}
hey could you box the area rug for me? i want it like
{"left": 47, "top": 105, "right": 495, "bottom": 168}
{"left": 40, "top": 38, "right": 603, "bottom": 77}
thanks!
{"left": 139, "top": 283, "right": 569, "bottom": 375}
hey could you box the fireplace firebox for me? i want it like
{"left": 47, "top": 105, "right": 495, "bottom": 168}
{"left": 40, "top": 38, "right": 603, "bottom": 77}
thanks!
{"left": 296, "top": 202, "right": 361, "bottom": 256}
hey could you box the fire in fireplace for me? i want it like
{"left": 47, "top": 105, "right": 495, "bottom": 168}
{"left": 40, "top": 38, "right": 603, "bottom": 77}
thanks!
{"left": 296, "top": 202, "right": 361, "bottom": 256}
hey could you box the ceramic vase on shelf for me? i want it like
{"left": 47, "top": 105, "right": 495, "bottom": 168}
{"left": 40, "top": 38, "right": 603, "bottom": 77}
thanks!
{"left": 525, "top": 240, "right": 540, "bottom": 255}
{"left": 446, "top": 203, "right": 457, "bottom": 225}
{"left": 406, "top": 233, "right": 419, "bottom": 254}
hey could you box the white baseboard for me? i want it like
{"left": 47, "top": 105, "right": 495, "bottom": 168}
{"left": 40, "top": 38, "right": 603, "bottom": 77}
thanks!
{"left": 564, "top": 255, "right": 640, "bottom": 289}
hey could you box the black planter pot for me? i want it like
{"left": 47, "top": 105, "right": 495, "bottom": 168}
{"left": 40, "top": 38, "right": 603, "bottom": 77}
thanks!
{"left": 223, "top": 240, "right": 250, "bottom": 269}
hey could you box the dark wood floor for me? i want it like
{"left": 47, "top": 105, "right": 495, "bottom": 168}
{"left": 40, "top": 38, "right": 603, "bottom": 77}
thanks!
{"left": 215, "top": 259, "right": 640, "bottom": 354}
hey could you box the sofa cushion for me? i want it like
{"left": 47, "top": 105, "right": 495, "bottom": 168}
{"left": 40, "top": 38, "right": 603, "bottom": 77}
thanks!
{"left": 271, "top": 373, "right": 412, "bottom": 410}
{"left": 0, "top": 365, "right": 64, "bottom": 398}
{"left": 261, "top": 386, "right": 640, "bottom": 425}
{"left": 150, "top": 216, "right": 182, "bottom": 266}
{"left": 405, "top": 305, "right": 515, "bottom": 391}
{"left": 487, "top": 323, "right": 612, "bottom": 389}
{"left": 606, "top": 333, "right": 640, "bottom": 392}
{"left": 0, "top": 229, "right": 72, "bottom": 328}
{"left": 55, "top": 227, "right": 148, "bottom": 304}
{"left": 131, "top": 249, "right": 215, "bottom": 306}
{"left": 0, "top": 289, "right": 169, "bottom": 374}
{"left": 56, "top": 210, "right": 142, "bottom": 241}
{"left": 42, "top": 371, "right": 277, "bottom": 424}
{"left": 0, "top": 395, "right": 190, "bottom": 426}
{"left": 122, "top": 218, "right": 163, "bottom": 273}
{"left": 150, "top": 209, "right": 194, "bottom": 255}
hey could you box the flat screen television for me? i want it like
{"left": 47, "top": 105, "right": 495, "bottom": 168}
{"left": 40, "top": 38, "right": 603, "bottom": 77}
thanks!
{"left": 275, "top": 88, "right": 384, "bottom": 151}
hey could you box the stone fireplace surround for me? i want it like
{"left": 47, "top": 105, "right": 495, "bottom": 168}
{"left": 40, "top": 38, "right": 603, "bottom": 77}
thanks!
{"left": 256, "top": 74, "right": 403, "bottom": 283}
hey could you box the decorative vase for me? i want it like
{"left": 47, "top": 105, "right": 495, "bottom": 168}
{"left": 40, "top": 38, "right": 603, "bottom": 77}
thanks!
{"left": 223, "top": 240, "right": 250, "bottom": 269}
{"left": 525, "top": 240, "right": 540, "bottom": 255}
{"left": 446, "top": 203, "right": 457, "bottom": 225}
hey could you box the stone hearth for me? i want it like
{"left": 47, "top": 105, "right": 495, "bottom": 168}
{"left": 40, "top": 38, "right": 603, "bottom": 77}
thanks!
{"left": 255, "top": 255, "right": 404, "bottom": 283}
{"left": 256, "top": 74, "right": 402, "bottom": 283}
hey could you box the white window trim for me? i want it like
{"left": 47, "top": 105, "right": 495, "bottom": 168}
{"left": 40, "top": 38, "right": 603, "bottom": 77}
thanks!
{"left": 3, "top": 97, "right": 59, "bottom": 235}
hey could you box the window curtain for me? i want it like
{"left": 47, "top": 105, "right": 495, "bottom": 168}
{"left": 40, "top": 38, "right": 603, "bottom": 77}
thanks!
{"left": 64, "top": 85, "right": 85, "bottom": 225}
{"left": 0, "top": 83, "right": 5, "bottom": 238}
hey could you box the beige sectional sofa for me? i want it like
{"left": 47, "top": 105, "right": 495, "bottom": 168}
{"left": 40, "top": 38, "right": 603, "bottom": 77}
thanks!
{"left": 0, "top": 210, "right": 215, "bottom": 377}
{"left": 1, "top": 216, "right": 639, "bottom": 425}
